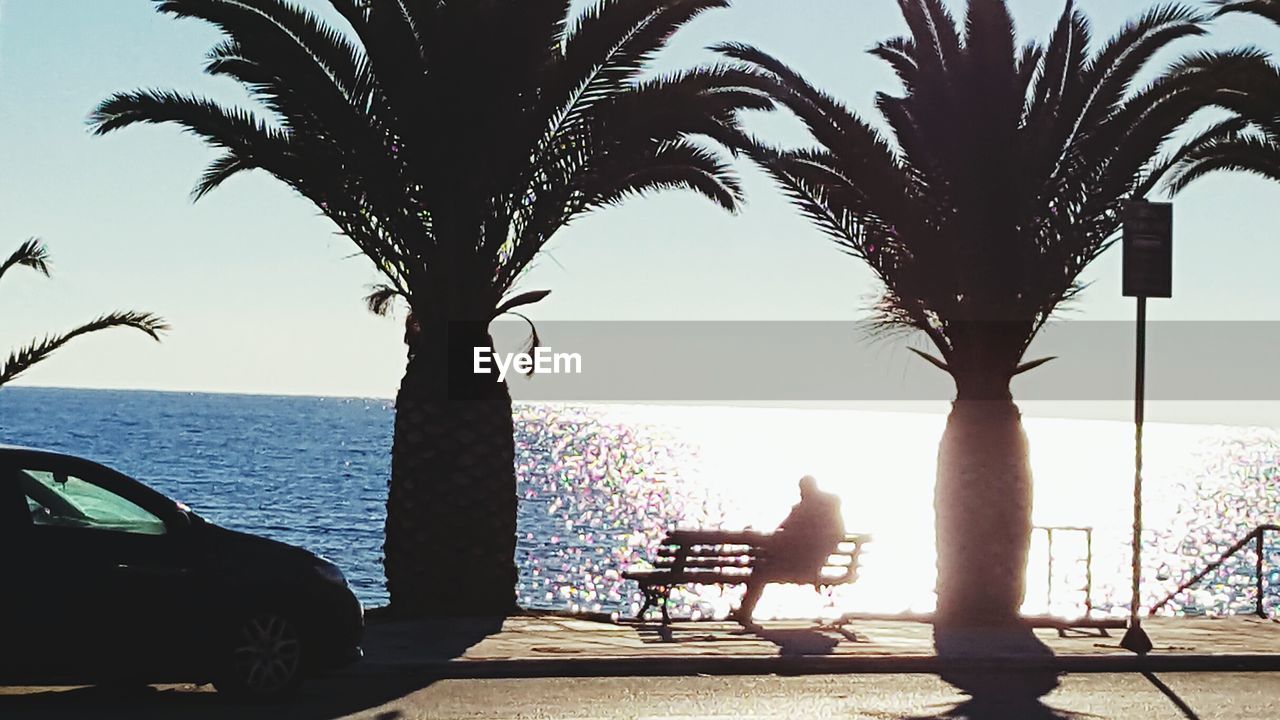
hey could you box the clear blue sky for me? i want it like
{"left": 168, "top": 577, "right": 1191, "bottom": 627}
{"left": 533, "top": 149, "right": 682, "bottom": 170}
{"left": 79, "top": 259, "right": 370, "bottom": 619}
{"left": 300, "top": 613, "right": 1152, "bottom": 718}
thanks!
{"left": 1, "top": 0, "right": 1278, "bottom": 403}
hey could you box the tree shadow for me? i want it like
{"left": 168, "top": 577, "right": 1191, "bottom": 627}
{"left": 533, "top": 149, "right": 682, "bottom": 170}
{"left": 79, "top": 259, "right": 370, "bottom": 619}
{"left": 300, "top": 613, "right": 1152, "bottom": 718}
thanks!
{"left": 0, "top": 616, "right": 506, "bottom": 720}
{"left": 0, "top": 674, "right": 430, "bottom": 720}
{"left": 361, "top": 615, "right": 506, "bottom": 663}
{"left": 912, "top": 624, "right": 1075, "bottom": 720}
{"left": 902, "top": 694, "right": 1096, "bottom": 720}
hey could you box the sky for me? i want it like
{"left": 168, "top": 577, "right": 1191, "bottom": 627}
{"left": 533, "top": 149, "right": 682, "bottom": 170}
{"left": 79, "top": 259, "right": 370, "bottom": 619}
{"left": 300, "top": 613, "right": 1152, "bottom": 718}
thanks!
{"left": 1, "top": 0, "right": 1279, "bottom": 423}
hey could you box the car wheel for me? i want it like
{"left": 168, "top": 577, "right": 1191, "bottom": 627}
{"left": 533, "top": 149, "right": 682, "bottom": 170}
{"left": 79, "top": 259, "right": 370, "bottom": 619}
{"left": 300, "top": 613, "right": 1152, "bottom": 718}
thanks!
{"left": 213, "top": 610, "right": 304, "bottom": 701}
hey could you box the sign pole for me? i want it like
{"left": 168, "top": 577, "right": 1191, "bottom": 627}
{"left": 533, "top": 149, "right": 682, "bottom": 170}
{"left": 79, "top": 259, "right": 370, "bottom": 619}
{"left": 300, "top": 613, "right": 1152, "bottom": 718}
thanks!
{"left": 1119, "top": 199, "right": 1169, "bottom": 656}
{"left": 1120, "top": 297, "right": 1153, "bottom": 654}
{"left": 1134, "top": 294, "right": 1146, "bottom": 621}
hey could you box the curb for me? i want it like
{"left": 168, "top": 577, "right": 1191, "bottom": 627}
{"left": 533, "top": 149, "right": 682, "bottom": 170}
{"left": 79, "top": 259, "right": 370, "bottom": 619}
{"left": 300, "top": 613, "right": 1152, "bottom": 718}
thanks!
{"left": 348, "top": 653, "right": 1280, "bottom": 680}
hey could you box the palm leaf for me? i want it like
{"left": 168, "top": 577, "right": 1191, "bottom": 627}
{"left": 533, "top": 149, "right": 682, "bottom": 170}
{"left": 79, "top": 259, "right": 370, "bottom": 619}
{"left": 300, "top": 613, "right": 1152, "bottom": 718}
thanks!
{"left": 494, "top": 290, "right": 553, "bottom": 319}
{"left": 0, "top": 239, "right": 51, "bottom": 283}
{"left": 1214, "top": 0, "right": 1280, "bottom": 25}
{"left": 365, "top": 283, "right": 405, "bottom": 317}
{"left": 909, "top": 347, "right": 951, "bottom": 373}
{"left": 1164, "top": 130, "right": 1280, "bottom": 192}
{"left": 0, "top": 312, "right": 169, "bottom": 387}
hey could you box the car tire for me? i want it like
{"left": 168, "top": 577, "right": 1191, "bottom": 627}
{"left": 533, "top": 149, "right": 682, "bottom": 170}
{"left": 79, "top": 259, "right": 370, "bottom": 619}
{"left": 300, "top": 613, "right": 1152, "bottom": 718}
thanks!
{"left": 212, "top": 609, "right": 305, "bottom": 701}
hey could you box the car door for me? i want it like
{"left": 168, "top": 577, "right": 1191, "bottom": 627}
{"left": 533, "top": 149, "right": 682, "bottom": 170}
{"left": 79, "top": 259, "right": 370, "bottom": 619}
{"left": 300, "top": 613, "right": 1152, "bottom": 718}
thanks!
{"left": 12, "top": 456, "right": 202, "bottom": 681}
{"left": 0, "top": 468, "right": 36, "bottom": 679}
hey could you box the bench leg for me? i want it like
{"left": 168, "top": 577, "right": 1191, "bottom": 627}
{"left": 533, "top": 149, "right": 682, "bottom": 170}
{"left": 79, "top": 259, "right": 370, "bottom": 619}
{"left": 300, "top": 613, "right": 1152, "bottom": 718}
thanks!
{"left": 637, "top": 586, "right": 658, "bottom": 621}
{"left": 638, "top": 585, "right": 674, "bottom": 624}
{"left": 636, "top": 593, "right": 653, "bottom": 621}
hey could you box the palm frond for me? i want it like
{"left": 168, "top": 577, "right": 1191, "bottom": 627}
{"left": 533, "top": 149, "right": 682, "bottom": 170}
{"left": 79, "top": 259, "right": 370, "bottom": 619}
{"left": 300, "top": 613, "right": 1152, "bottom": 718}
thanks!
{"left": 90, "top": 89, "right": 290, "bottom": 151}
{"left": 494, "top": 290, "right": 553, "bottom": 319}
{"left": 908, "top": 346, "right": 950, "bottom": 373}
{"left": 1214, "top": 0, "right": 1280, "bottom": 25}
{"left": 1164, "top": 130, "right": 1280, "bottom": 192}
{"left": 364, "top": 283, "right": 405, "bottom": 317}
{"left": 0, "top": 312, "right": 168, "bottom": 387}
{"left": 0, "top": 239, "right": 52, "bottom": 284}
{"left": 586, "top": 138, "right": 741, "bottom": 211}
{"left": 1091, "top": 47, "right": 1275, "bottom": 202}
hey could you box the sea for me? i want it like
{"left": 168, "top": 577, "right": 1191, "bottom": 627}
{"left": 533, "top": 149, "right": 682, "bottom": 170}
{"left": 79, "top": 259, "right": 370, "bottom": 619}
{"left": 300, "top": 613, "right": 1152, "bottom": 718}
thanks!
{"left": 1, "top": 386, "right": 1277, "bottom": 621}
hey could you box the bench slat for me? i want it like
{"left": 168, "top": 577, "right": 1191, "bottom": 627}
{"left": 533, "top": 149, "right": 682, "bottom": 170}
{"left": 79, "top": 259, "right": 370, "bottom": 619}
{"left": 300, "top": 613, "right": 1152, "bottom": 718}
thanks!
{"left": 655, "top": 556, "right": 752, "bottom": 568}
{"left": 623, "top": 569, "right": 752, "bottom": 585}
{"left": 625, "top": 568, "right": 859, "bottom": 586}
{"left": 656, "top": 546, "right": 754, "bottom": 556}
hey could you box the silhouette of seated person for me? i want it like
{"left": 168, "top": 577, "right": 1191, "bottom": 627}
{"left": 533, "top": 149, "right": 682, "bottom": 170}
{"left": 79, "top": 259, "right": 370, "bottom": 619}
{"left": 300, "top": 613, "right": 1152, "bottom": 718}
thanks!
{"left": 733, "top": 475, "right": 844, "bottom": 623}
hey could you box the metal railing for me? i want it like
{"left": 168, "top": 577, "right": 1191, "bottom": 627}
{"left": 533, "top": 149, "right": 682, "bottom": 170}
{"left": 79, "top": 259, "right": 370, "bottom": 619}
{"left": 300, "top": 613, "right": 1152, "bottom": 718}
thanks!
{"left": 1036, "top": 525, "right": 1095, "bottom": 616}
{"left": 1149, "top": 524, "right": 1279, "bottom": 618}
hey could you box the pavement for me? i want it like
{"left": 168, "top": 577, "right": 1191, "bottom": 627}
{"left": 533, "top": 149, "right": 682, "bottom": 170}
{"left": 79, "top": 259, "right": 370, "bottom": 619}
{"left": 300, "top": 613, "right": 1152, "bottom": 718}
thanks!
{"left": 3, "top": 615, "right": 1280, "bottom": 718}
{"left": 3, "top": 672, "right": 1279, "bottom": 719}
{"left": 308, "top": 672, "right": 1280, "bottom": 720}
{"left": 356, "top": 613, "right": 1280, "bottom": 677}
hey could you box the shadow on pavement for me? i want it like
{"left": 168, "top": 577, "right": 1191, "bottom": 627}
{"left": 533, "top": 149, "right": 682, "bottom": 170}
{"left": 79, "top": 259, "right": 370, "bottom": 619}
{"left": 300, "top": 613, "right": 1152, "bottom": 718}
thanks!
{"left": 750, "top": 626, "right": 841, "bottom": 656}
{"left": 632, "top": 614, "right": 844, "bottom": 653}
{"left": 908, "top": 624, "right": 1074, "bottom": 720}
{"left": 903, "top": 694, "right": 1095, "bottom": 720}
{"left": 0, "top": 674, "right": 433, "bottom": 720}
{"left": 634, "top": 621, "right": 845, "bottom": 655}
{"left": 361, "top": 615, "right": 505, "bottom": 664}
{"left": 902, "top": 666, "right": 1092, "bottom": 720}
{"left": 1142, "top": 672, "right": 1202, "bottom": 720}
{"left": 0, "top": 616, "right": 507, "bottom": 720}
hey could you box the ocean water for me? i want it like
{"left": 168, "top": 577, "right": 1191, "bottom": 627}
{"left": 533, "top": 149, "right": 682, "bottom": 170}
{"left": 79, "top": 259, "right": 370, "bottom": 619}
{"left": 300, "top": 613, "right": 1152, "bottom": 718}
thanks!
{"left": 1, "top": 386, "right": 1276, "bottom": 620}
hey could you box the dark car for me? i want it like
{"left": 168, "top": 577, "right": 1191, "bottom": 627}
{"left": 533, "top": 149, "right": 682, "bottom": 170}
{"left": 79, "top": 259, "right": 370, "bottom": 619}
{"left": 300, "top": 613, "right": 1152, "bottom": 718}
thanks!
{"left": 0, "top": 445, "right": 363, "bottom": 700}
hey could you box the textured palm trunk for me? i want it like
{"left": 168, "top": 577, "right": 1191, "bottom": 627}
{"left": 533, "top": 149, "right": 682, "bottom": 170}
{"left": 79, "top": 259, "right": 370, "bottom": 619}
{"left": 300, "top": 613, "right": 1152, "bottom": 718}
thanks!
{"left": 933, "top": 382, "right": 1033, "bottom": 629}
{"left": 382, "top": 322, "right": 518, "bottom": 617}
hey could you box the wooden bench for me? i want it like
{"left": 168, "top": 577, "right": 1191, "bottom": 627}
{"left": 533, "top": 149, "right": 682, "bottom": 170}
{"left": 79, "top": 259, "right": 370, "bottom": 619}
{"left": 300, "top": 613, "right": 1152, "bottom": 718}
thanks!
{"left": 622, "top": 529, "right": 871, "bottom": 625}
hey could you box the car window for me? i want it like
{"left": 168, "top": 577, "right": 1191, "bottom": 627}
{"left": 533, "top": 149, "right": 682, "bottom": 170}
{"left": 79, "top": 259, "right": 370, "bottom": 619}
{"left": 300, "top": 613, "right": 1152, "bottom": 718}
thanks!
{"left": 21, "top": 470, "right": 167, "bottom": 536}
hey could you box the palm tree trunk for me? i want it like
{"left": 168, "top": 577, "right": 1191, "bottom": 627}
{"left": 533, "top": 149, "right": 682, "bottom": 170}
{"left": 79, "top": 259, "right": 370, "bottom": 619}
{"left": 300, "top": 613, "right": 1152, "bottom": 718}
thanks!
{"left": 934, "top": 384, "right": 1033, "bottom": 629}
{"left": 382, "top": 322, "right": 518, "bottom": 617}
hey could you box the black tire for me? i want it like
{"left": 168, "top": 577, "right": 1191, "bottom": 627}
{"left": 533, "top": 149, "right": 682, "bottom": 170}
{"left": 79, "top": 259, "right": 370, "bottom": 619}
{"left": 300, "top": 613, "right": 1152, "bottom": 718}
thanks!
{"left": 212, "top": 610, "right": 305, "bottom": 702}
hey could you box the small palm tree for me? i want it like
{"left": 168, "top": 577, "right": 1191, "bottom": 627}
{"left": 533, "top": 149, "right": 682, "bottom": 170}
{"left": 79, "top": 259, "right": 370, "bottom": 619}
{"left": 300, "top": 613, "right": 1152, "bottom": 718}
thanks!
{"left": 1161, "top": 0, "right": 1280, "bottom": 191}
{"left": 723, "top": 0, "right": 1270, "bottom": 630}
{"left": 91, "top": 0, "right": 770, "bottom": 615}
{"left": 1, "top": 239, "right": 167, "bottom": 387}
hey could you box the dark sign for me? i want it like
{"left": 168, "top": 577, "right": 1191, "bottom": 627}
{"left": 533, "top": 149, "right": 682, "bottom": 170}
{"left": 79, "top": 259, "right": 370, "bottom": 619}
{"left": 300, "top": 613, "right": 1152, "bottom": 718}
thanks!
{"left": 1122, "top": 200, "right": 1173, "bottom": 299}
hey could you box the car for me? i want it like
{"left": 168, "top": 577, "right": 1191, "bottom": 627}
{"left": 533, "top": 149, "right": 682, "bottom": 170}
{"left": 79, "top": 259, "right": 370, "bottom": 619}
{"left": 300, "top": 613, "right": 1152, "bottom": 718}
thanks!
{"left": 0, "top": 445, "right": 363, "bottom": 700}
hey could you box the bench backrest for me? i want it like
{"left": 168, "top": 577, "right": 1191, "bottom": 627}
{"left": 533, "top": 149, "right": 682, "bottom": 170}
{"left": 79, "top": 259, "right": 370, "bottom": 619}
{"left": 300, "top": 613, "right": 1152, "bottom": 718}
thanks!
{"left": 653, "top": 531, "right": 870, "bottom": 586}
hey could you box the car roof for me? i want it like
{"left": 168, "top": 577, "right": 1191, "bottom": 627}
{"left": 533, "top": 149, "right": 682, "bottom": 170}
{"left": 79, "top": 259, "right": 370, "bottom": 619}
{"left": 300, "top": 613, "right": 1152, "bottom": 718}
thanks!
{"left": 0, "top": 445, "right": 103, "bottom": 468}
{"left": 0, "top": 444, "right": 72, "bottom": 457}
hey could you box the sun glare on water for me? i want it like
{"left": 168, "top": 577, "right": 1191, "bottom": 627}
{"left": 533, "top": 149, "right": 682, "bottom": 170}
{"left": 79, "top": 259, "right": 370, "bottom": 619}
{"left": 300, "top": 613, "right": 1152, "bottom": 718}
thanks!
{"left": 517, "top": 404, "right": 1277, "bottom": 622}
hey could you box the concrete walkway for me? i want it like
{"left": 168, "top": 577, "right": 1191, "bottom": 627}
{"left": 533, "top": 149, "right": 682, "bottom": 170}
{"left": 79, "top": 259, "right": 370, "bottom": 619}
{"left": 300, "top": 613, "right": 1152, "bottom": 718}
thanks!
{"left": 357, "top": 614, "right": 1280, "bottom": 678}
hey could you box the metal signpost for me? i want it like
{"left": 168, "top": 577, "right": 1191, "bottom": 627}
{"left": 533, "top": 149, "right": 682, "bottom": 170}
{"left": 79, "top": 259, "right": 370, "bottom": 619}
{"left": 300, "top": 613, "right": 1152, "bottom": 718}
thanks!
{"left": 1119, "top": 200, "right": 1173, "bottom": 655}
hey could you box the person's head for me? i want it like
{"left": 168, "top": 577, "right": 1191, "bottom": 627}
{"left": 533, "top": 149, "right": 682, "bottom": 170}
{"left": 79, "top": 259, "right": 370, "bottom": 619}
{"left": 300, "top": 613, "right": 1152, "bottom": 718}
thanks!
{"left": 798, "top": 475, "right": 818, "bottom": 500}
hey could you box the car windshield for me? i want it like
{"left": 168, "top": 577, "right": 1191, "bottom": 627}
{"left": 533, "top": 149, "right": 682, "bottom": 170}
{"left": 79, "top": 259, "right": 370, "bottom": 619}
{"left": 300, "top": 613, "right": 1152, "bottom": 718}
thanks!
{"left": 21, "top": 470, "right": 167, "bottom": 536}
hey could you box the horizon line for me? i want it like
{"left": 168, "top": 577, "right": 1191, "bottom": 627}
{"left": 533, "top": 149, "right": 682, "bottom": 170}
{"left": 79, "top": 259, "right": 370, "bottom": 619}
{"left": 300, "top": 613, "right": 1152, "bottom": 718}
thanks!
{"left": 4, "top": 384, "right": 1280, "bottom": 431}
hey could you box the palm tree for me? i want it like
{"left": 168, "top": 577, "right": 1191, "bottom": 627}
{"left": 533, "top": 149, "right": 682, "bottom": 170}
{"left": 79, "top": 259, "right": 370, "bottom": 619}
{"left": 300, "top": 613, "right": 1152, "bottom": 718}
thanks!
{"left": 721, "top": 0, "right": 1270, "bottom": 630}
{"left": 1160, "top": 0, "right": 1280, "bottom": 191}
{"left": 91, "top": 0, "right": 770, "bottom": 616}
{"left": 1, "top": 239, "right": 167, "bottom": 387}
